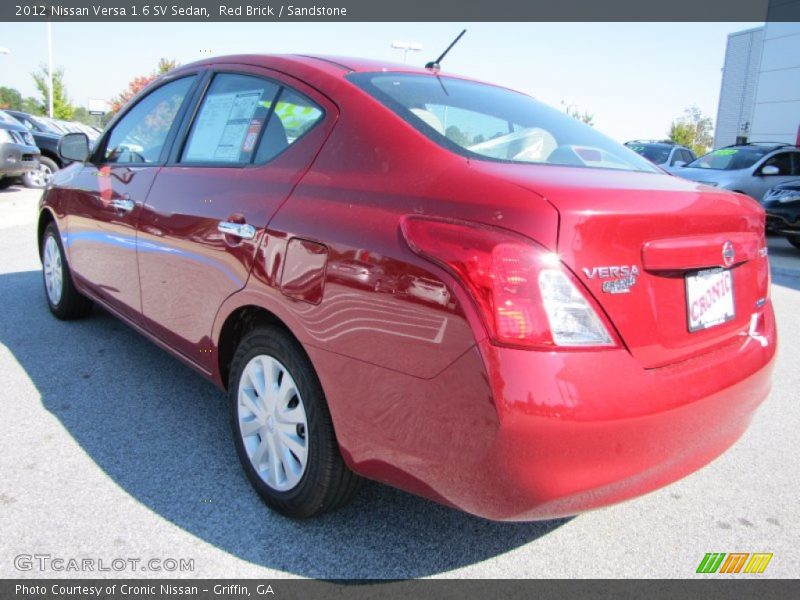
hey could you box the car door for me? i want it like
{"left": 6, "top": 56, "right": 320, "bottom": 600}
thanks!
{"left": 746, "top": 151, "right": 799, "bottom": 200}
{"left": 136, "top": 67, "right": 336, "bottom": 370}
{"left": 64, "top": 75, "right": 198, "bottom": 321}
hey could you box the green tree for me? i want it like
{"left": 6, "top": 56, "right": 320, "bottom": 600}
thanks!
{"left": 71, "top": 106, "right": 93, "bottom": 125}
{"left": 562, "top": 101, "right": 595, "bottom": 126}
{"left": 0, "top": 87, "right": 22, "bottom": 110}
{"left": 668, "top": 106, "right": 713, "bottom": 156}
{"left": 22, "top": 97, "right": 42, "bottom": 114}
{"left": 31, "top": 64, "right": 75, "bottom": 119}
{"left": 110, "top": 57, "right": 180, "bottom": 114}
{"left": 445, "top": 125, "right": 471, "bottom": 147}
{"left": 156, "top": 57, "right": 180, "bottom": 75}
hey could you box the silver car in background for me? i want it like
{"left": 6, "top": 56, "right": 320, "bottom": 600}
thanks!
{"left": 672, "top": 142, "right": 800, "bottom": 201}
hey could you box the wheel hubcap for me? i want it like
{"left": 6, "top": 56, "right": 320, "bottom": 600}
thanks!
{"left": 28, "top": 164, "right": 52, "bottom": 187}
{"left": 43, "top": 235, "right": 63, "bottom": 305}
{"left": 238, "top": 355, "right": 308, "bottom": 491}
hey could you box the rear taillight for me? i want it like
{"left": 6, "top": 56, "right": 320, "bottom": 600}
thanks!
{"left": 401, "top": 216, "right": 617, "bottom": 349}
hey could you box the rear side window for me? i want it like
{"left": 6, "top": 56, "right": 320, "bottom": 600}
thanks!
{"left": 255, "top": 88, "right": 324, "bottom": 163}
{"left": 181, "top": 73, "right": 324, "bottom": 165}
{"left": 104, "top": 76, "right": 195, "bottom": 164}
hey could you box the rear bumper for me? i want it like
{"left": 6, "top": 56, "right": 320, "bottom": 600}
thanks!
{"left": 464, "top": 304, "right": 777, "bottom": 520}
{"left": 0, "top": 142, "right": 40, "bottom": 177}
{"left": 315, "top": 304, "right": 776, "bottom": 521}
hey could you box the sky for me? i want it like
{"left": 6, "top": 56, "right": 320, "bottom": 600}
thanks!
{"left": 0, "top": 21, "right": 760, "bottom": 142}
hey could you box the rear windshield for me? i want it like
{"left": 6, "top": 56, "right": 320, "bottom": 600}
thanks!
{"left": 348, "top": 73, "right": 658, "bottom": 173}
{"left": 626, "top": 143, "right": 670, "bottom": 164}
{"left": 686, "top": 147, "right": 770, "bottom": 170}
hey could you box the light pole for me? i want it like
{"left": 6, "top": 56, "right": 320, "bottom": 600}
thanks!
{"left": 390, "top": 41, "right": 423, "bottom": 64}
{"left": 47, "top": 22, "right": 54, "bottom": 118}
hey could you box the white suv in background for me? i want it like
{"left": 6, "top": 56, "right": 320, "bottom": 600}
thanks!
{"left": 672, "top": 142, "right": 800, "bottom": 202}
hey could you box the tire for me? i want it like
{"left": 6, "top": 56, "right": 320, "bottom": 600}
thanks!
{"left": 787, "top": 234, "right": 800, "bottom": 250}
{"left": 24, "top": 156, "right": 59, "bottom": 189}
{"left": 228, "top": 325, "right": 360, "bottom": 518}
{"left": 41, "top": 222, "right": 93, "bottom": 319}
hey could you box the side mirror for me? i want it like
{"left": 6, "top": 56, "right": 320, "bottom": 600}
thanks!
{"left": 672, "top": 160, "right": 686, "bottom": 168}
{"left": 761, "top": 165, "right": 780, "bottom": 176}
{"left": 58, "top": 132, "right": 90, "bottom": 163}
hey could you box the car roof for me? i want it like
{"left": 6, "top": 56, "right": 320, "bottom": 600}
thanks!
{"left": 177, "top": 54, "right": 435, "bottom": 77}
{"left": 721, "top": 142, "right": 798, "bottom": 151}
{"left": 626, "top": 140, "right": 678, "bottom": 147}
{"left": 169, "top": 54, "right": 493, "bottom": 96}
{"left": 773, "top": 180, "right": 800, "bottom": 189}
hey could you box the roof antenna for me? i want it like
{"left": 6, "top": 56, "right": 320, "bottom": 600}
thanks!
{"left": 425, "top": 29, "right": 466, "bottom": 73}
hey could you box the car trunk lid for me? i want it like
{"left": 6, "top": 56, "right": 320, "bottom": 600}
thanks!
{"left": 472, "top": 163, "right": 769, "bottom": 368}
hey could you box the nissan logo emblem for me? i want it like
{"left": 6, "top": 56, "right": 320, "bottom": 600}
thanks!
{"left": 722, "top": 241, "right": 735, "bottom": 267}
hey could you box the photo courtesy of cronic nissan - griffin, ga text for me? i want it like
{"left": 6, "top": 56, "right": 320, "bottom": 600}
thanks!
{"left": 38, "top": 54, "right": 776, "bottom": 520}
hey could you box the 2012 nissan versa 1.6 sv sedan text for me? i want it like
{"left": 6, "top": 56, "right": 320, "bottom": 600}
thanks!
{"left": 39, "top": 55, "right": 776, "bottom": 520}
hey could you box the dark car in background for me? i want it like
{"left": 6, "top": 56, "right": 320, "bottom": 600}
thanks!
{"left": 624, "top": 140, "right": 696, "bottom": 170}
{"left": 0, "top": 113, "right": 40, "bottom": 189}
{"left": 3, "top": 109, "right": 65, "bottom": 188}
{"left": 763, "top": 180, "right": 800, "bottom": 249}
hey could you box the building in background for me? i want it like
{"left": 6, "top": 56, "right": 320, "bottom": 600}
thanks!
{"left": 714, "top": 27, "right": 763, "bottom": 149}
{"left": 715, "top": 22, "right": 800, "bottom": 148}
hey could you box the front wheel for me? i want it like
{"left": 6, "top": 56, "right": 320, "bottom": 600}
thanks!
{"left": 24, "top": 157, "right": 59, "bottom": 189}
{"left": 228, "top": 325, "right": 360, "bottom": 518}
{"left": 42, "top": 222, "right": 93, "bottom": 319}
{"left": 787, "top": 234, "right": 800, "bottom": 250}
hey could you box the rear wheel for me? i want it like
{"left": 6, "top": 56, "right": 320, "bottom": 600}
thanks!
{"left": 228, "top": 325, "right": 360, "bottom": 518}
{"left": 787, "top": 234, "right": 800, "bottom": 250}
{"left": 42, "top": 222, "right": 93, "bottom": 319}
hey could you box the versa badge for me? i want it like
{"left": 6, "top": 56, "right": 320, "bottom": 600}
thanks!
{"left": 582, "top": 265, "right": 640, "bottom": 294}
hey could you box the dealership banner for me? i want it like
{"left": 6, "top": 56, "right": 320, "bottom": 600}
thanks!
{"left": 2, "top": 579, "right": 800, "bottom": 599}
{"left": 3, "top": 0, "right": 800, "bottom": 22}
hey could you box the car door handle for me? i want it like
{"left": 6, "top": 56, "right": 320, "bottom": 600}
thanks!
{"left": 218, "top": 221, "right": 257, "bottom": 240}
{"left": 109, "top": 199, "right": 135, "bottom": 212}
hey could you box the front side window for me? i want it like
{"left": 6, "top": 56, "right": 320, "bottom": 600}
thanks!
{"left": 349, "top": 72, "right": 658, "bottom": 173}
{"left": 761, "top": 152, "right": 794, "bottom": 175}
{"left": 104, "top": 76, "right": 195, "bottom": 165}
{"left": 181, "top": 74, "right": 324, "bottom": 165}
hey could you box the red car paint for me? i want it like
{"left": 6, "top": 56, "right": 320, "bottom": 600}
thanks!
{"left": 39, "top": 55, "right": 776, "bottom": 520}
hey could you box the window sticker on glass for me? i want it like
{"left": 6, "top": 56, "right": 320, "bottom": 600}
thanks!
{"left": 184, "top": 90, "right": 263, "bottom": 163}
{"left": 242, "top": 119, "right": 263, "bottom": 153}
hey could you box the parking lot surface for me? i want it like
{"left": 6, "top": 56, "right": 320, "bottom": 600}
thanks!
{"left": 0, "top": 185, "right": 798, "bottom": 578}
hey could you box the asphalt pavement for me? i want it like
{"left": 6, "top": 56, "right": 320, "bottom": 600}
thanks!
{"left": 0, "top": 184, "right": 798, "bottom": 578}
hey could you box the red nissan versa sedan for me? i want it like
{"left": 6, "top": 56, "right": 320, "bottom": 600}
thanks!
{"left": 39, "top": 55, "right": 776, "bottom": 521}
